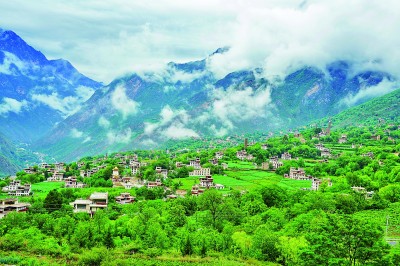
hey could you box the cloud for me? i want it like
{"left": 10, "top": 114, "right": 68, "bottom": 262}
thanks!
{"left": 144, "top": 105, "right": 190, "bottom": 135}
{"left": 107, "top": 128, "right": 132, "bottom": 144}
{"left": 31, "top": 85, "right": 94, "bottom": 116}
{"left": 210, "top": 86, "right": 273, "bottom": 128}
{"left": 0, "top": 51, "right": 28, "bottom": 75}
{"left": 340, "top": 78, "right": 399, "bottom": 107}
{"left": 0, "top": 97, "right": 29, "bottom": 116}
{"left": 98, "top": 116, "right": 111, "bottom": 128}
{"left": 70, "top": 128, "right": 84, "bottom": 138}
{"left": 164, "top": 122, "right": 199, "bottom": 139}
{"left": 169, "top": 69, "right": 206, "bottom": 83}
{"left": 70, "top": 128, "right": 92, "bottom": 143}
{"left": 207, "top": 0, "right": 400, "bottom": 81}
{"left": 1, "top": 1, "right": 399, "bottom": 84}
{"left": 111, "top": 85, "right": 139, "bottom": 119}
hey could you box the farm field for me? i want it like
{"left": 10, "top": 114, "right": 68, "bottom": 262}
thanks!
{"left": 177, "top": 169, "right": 311, "bottom": 191}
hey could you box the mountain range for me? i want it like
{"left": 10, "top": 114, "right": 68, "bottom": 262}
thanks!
{"left": 0, "top": 29, "right": 399, "bottom": 170}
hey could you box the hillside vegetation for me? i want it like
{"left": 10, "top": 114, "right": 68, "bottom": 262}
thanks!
{"left": 0, "top": 123, "right": 399, "bottom": 265}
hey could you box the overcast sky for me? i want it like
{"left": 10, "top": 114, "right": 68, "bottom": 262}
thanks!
{"left": 1, "top": 0, "right": 399, "bottom": 83}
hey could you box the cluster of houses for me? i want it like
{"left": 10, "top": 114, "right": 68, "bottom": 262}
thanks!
{"left": 236, "top": 150, "right": 255, "bottom": 161}
{"left": 69, "top": 191, "right": 136, "bottom": 216}
{"left": 315, "top": 143, "right": 332, "bottom": 158}
{"left": 2, "top": 180, "right": 31, "bottom": 196}
{"left": 284, "top": 167, "right": 332, "bottom": 191}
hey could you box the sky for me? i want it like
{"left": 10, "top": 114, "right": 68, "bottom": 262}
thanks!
{"left": 1, "top": 0, "right": 400, "bottom": 83}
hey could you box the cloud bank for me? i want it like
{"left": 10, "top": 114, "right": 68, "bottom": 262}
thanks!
{"left": 1, "top": 0, "right": 399, "bottom": 83}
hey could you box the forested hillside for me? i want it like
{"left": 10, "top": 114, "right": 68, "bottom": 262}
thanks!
{"left": 0, "top": 124, "right": 399, "bottom": 265}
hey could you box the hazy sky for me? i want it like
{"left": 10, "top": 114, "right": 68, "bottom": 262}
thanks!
{"left": 1, "top": 0, "right": 399, "bottom": 83}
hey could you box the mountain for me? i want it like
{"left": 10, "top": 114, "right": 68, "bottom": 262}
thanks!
{"left": 0, "top": 132, "right": 26, "bottom": 176}
{"left": 328, "top": 88, "right": 400, "bottom": 128}
{"left": 35, "top": 49, "right": 397, "bottom": 161}
{"left": 0, "top": 28, "right": 102, "bottom": 143}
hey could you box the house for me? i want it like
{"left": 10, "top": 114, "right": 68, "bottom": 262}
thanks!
{"left": 261, "top": 144, "right": 268, "bottom": 150}
{"left": 189, "top": 168, "right": 211, "bottom": 176}
{"left": 285, "top": 167, "right": 307, "bottom": 180}
{"left": 362, "top": 152, "right": 374, "bottom": 159}
{"left": 191, "top": 185, "right": 204, "bottom": 196}
{"left": 147, "top": 179, "right": 163, "bottom": 189}
{"left": 281, "top": 152, "right": 292, "bottom": 160}
{"left": 214, "top": 184, "right": 225, "bottom": 190}
{"left": 315, "top": 143, "right": 325, "bottom": 151}
{"left": 371, "top": 135, "right": 381, "bottom": 141}
{"left": 39, "top": 163, "right": 52, "bottom": 169}
{"left": 320, "top": 148, "right": 331, "bottom": 158}
{"left": 311, "top": 178, "right": 332, "bottom": 190}
{"left": 70, "top": 192, "right": 109, "bottom": 216}
{"left": 264, "top": 156, "right": 283, "bottom": 170}
{"left": 236, "top": 150, "right": 247, "bottom": 160}
{"left": 55, "top": 163, "right": 65, "bottom": 172}
{"left": 200, "top": 175, "right": 214, "bottom": 188}
{"left": 77, "top": 162, "right": 86, "bottom": 168}
{"left": 246, "top": 154, "right": 255, "bottom": 161}
{"left": 23, "top": 167, "right": 35, "bottom": 174}
{"left": 0, "top": 198, "right": 30, "bottom": 219}
{"left": 155, "top": 167, "right": 168, "bottom": 179}
{"left": 221, "top": 163, "right": 228, "bottom": 170}
{"left": 338, "top": 135, "right": 347, "bottom": 144}
{"left": 175, "top": 162, "right": 183, "bottom": 168}
{"left": 65, "top": 176, "right": 86, "bottom": 188}
{"left": 209, "top": 158, "right": 219, "bottom": 166}
{"left": 115, "top": 193, "right": 135, "bottom": 204}
{"left": 47, "top": 171, "right": 64, "bottom": 182}
{"left": 3, "top": 181, "right": 31, "bottom": 196}
{"left": 122, "top": 182, "right": 134, "bottom": 189}
{"left": 189, "top": 158, "right": 201, "bottom": 169}
{"left": 215, "top": 152, "right": 224, "bottom": 159}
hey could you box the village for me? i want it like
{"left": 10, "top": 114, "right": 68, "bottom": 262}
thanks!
{"left": 1, "top": 120, "right": 393, "bottom": 219}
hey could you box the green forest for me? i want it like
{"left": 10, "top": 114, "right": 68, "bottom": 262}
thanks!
{"left": 1, "top": 123, "right": 400, "bottom": 265}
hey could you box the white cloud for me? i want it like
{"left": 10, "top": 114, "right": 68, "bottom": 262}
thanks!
{"left": 82, "top": 136, "right": 91, "bottom": 143}
{"left": 0, "top": 51, "right": 28, "bottom": 75}
{"left": 163, "top": 122, "right": 199, "bottom": 139}
{"left": 169, "top": 69, "right": 206, "bottom": 83}
{"left": 0, "top": 97, "right": 28, "bottom": 116}
{"left": 70, "top": 128, "right": 84, "bottom": 138}
{"left": 30, "top": 85, "right": 94, "bottom": 116}
{"left": 107, "top": 128, "right": 132, "bottom": 144}
{"left": 340, "top": 78, "right": 399, "bottom": 107}
{"left": 111, "top": 85, "right": 139, "bottom": 119}
{"left": 1, "top": 0, "right": 399, "bottom": 83}
{"left": 210, "top": 86, "right": 273, "bottom": 129}
{"left": 144, "top": 105, "right": 190, "bottom": 135}
{"left": 98, "top": 116, "right": 110, "bottom": 128}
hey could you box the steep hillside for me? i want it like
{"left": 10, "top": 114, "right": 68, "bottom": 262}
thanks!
{"left": 0, "top": 29, "right": 102, "bottom": 143}
{"left": 329, "top": 88, "right": 400, "bottom": 128}
{"left": 35, "top": 50, "right": 396, "bottom": 161}
{"left": 0, "top": 133, "right": 21, "bottom": 176}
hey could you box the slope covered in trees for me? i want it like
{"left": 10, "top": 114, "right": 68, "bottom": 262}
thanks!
{"left": 0, "top": 124, "right": 399, "bottom": 265}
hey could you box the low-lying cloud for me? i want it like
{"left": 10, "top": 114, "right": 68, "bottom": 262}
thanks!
{"left": 340, "top": 78, "right": 398, "bottom": 107}
{"left": 0, "top": 97, "right": 28, "bottom": 116}
{"left": 111, "top": 85, "right": 139, "bottom": 119}
{"left": 107, "top": 127, "right": 132, "bottom": 144}
{"left": 31, "top": 85, "right": 94, "bottom": 117}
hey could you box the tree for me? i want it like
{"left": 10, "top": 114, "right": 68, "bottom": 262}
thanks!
{"left": 199, "top": 189, "right": 224, "bottom": 228}
{"left": 43, "top": 189, "right": 63, "bottom": 213}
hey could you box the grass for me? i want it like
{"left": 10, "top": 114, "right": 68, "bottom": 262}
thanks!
{"left": 177, "top": 169, "right": 311, "bottom": 192}
{"left": 31, "top": 181, "right": 65, "bottom": 198}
